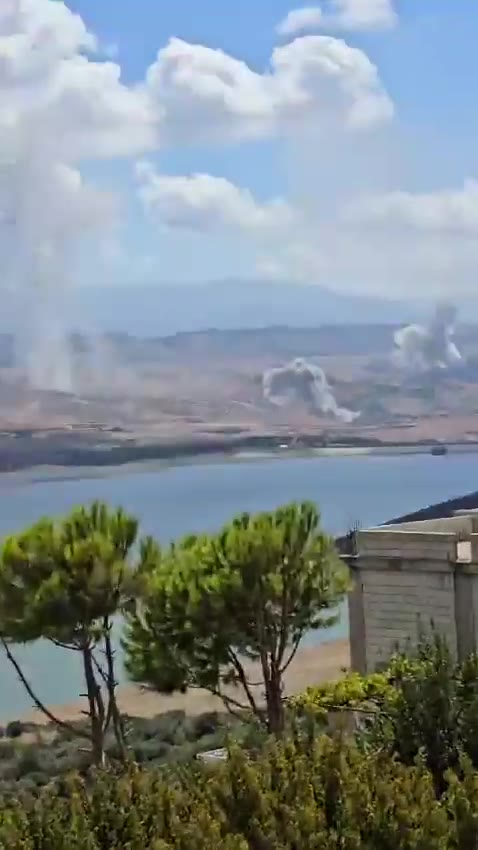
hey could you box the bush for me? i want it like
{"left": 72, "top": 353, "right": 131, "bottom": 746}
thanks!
{"left": 0, "top": 735, "right": 477, "bottom": 848}
{"left": 5, "top": 721, "right": 24, "bottom": 739}
{"left": 291, "top": 670, "right": 393, "bottom": 718}
{"left": 133, "top": 738, "right": 171, "bottom": 763}
{"left": 192, "top": 711, "right": 222, "bottom": 739}
{"left": 15, "top": 745, "right": 42, "bottom": 777}
{"left": 0, "top": 741, "right": 16, "bottom": 762}
{"left": 364, "top": 633, "right": 478, "bottom": 792}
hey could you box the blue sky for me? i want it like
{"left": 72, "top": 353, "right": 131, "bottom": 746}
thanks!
{"left": 69, "top": 0, "right": 478, "bottom": 144}
{"left": 4, "top": 0, "right": 478, "bottom": 298}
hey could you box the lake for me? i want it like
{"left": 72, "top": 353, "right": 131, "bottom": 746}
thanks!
{"left": 0, "top": 451, "right": 477, "bottom": 718}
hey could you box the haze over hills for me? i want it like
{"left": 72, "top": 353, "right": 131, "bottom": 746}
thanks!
{"left": 3, "top": 281, "right": 470, "bottom": 338}
{"left": 73, "top": 282, "right": 478, "bottom": 336}
{"left": 71, "top": 281, "right": 434, "bottom": 336}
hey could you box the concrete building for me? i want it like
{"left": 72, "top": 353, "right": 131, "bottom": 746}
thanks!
{"left": 347, "top": 512, "right": 478, "bottom": 674}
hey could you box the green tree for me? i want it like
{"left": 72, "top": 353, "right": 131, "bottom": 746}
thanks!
{"left": 0, "top": 501, "right": 139, "bottom": 765}
{"left": 124, "top": 501, "right": 349, "bottom": 734}
{"left": 365, "top": 632, "right": 478, "bottom": 793}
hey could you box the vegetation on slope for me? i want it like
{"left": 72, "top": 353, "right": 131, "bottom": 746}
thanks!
{"left": 2, "top": 500, "right": 478, "bottom": 847}
{"left": 1, "top": 732, "right": 478, "bottom": 849}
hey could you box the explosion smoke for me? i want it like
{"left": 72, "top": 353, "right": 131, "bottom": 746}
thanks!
{"left": 393, "top": 302, "right": 462, "bottom": 372}
{"left": 0, "top": 1, "right": 134, "bottom": 394}
{"left": 262, "top": 357, "right": 359, "bottom": 423}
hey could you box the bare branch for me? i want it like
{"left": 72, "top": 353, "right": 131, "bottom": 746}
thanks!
{"left": 0, "top": 636, "right": 90, "bottom": 739}
{"left": 208, "top": 685, "right": 254, "bottom": 722}
{"left": 49, "top": 638, "right": 77, "bottom": 652}
{"left": 280, "top": 633, "right": 303, "bottom": 675}
{"left": 227, "top": 650, "right": 261, "bottom": 713}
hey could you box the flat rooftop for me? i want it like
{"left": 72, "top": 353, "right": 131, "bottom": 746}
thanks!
{"left": 356, "top": 512, "right": 478, "bottom": 564}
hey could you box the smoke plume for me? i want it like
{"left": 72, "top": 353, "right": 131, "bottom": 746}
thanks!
{"left": 262, "top": 357, "right": 359, "bottom": 423}
{"left": 0, "top": 0, "right": 152, "bottom": 393}
{"left": 393, "top": 302, "right": 462, "bottom": 372}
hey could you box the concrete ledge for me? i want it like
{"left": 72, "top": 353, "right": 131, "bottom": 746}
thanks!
{"left": 353, "top": 556, "right": 456, "bottom": 574}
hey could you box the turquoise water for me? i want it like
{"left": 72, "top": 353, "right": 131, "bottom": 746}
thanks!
{"left": 0, "top": 452, "right": 476, "bottom": 718}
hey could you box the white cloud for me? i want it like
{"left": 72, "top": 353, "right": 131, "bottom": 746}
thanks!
{"left": 329, "top": 0, "right": 397, "bottom": 30}
{"left": 277, "top": 7, "right": 323, "bottom": 37}
{"left": 136, "top": 162, "right": 297, "bottom": 233}
{"left": 146, "top": 34, "right": 393, "bottom": 143}
{"left": 253, "top": 179, "right": 478, "bottom": 297}
{"left": 277, "top": 1, "right": 397, "bottom": 38}
{"left": 7, "top": 0, "right": 477, "bottom": 309}
{"left": 135, "top": 165, "right": 478, "bottom": 298}
{"left": 0, "top": 0, "right": 156, "bottom": 281}
{"left": 0, "top": 2, "right": 156, "bottom": 161}
{"left": 346, "top": 180, "right": 478, "bottom": 235}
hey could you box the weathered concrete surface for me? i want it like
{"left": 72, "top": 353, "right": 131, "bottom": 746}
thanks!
{"left": 349, "top": 515, "right": 478, "bottom": 673}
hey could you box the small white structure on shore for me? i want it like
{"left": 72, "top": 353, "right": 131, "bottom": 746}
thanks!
{"left": 348, "top": 512, "right": 478, "bottom": 673}
{"left": 196, "top": 748, "right": 227, "bottom": 765}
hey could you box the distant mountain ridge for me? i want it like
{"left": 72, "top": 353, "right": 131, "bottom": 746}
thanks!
{"left": 74, "top": 280, "right": 427, "bottom": 336}
{"left": 2, "top": 280, "right": 476, "bottom": 337}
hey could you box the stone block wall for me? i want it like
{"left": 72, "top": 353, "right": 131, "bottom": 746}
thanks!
{"left": 348, "top": 521, "right": 478, "bottom": 674}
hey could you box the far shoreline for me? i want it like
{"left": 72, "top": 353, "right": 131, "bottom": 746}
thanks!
{"left": 0, "top": 433, "right": 478, "bottom": 485}
{"left": 15, "top": 639, "right": 350, "bottom": 728}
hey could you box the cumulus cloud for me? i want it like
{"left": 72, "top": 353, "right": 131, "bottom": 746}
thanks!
{"left": 277, "top": 1, "right": 397, "bottom": 37}
{"left": 346, "top": 180, "right": 478, "bottom": 235}
{"left": 146, "top": 34, "right": 393, "bottom": 142}
{"left": 258, "top": 204, "right": 478, "bottom": 298}
{"left": 0, "top": 0, "right": 155, "bottom": 161}
{"left": 136, "top": 163, "right": 297, "bottom": 233}
{"left": 6, "top": 0, "right": 476, "bottom": 323}
{"left": 136, "top": 163, "right": 478, "bottom": 299}
{"left": 330, "top": 0, "right": 397, "bottom": 30}
{"left": 277, "top": 7, "right": 324, "bottom": 37}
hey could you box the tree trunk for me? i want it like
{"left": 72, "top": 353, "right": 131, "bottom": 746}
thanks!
{"left": 103, "top": 620, "right": 127, "bottom": 761}
{"left": 82, "top": 646, "right": 106, "bottom": 767}
{"left": 265, "top": 662, "right": 285, "bottom": 735}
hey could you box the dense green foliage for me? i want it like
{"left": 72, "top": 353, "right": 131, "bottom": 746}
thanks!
{"left": 0, "top": 502, "right": 140, "bottom": 764}
{"left": 368, "top": 634, "right": 478, "bottom": 791}
{"left": 294, "top": 633, "right": 478, "bottom": 793}
{"left": 124, "top": 501, "right": 348, "bottom": 732}
{"left": 5, "top": 499, "right": 478, "bottom": 846}
{"left": 1, "top": 733, "right": 478, "bottom": 849}
{"left": 292, "top": 670, "right": 394, "bottom": 716}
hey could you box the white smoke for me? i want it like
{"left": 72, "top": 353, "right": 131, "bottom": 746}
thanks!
{"left": 393, "top": 302, "right": 462, "bottom": 372}
{"left": 262, "top": 357, "right": 359, "bottom": 423}
{"left": 0, "top": 0, "right": 153, "bottom": 392}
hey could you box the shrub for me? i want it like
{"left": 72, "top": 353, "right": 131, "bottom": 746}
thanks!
{"left": 5, "top": 720, "right": 25, "bottom": 739}
{"left": 0, "top": 741, "right": 16, "bottom": 762}
{"left": 15, "top": 746, "right": 42, "bottom": 777}
{"left": 291, "top": 670, "right": 393, "bottom": 718}
{"left": 192, "top": 711, "right": 221, "bottom": 739}
{"left": 133, "top": 738, "right": 170, "bottom": 763}
{"left": 0, "top": 735, "right": 475, "bottom": 849}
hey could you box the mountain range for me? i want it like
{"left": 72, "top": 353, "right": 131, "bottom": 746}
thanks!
{"left": 3, "top": 280, "right": 475, "bottom": 337}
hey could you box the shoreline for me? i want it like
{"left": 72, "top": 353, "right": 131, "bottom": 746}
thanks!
{"left": 0, "top": 434, "right": 477, "bottom": 484}
{"left": 16, "top": 639, "right": 350, "bottom": 727}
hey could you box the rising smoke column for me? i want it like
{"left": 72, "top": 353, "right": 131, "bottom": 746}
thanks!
{"left": 393, "top": 302, "right": 462, "bottom": 372}
{"left": 0, "top": 154, "right": 114, "bottom": 391}
{"left": 0, "top": 0, "right": 153, "bottom": 392}
{"left": 262, "top": 357, "right": 359, "bottom": 423}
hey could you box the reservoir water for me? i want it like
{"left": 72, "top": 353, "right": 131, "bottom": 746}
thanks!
{"left": 0, "top": 451, "right": 477, "bottom": 718}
